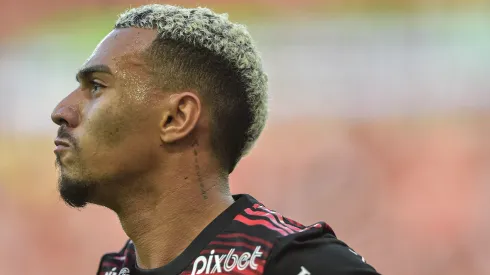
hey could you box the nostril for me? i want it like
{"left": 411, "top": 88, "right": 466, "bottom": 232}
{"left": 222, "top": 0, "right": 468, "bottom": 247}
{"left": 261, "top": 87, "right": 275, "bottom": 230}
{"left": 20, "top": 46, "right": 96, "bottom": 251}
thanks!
{"left": 59, "top": 118, "right": 69, "bottom": 126}
{"left": 52, "top": 113, "right": 68, "bottom": 126}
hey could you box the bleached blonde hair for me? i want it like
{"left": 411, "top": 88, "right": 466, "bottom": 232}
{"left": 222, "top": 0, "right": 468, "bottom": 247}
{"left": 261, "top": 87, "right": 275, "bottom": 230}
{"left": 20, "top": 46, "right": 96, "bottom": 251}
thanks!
{"left": 115, "top": 4, "right": 268, "bottom": 173}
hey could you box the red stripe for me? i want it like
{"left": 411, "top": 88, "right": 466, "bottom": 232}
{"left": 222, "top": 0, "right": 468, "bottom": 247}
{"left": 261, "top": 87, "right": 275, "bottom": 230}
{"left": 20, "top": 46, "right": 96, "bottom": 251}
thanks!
{"left": 253, "top": 259, "right": 266, "bottom": 274}
{"left": 232, "top": 268, "right": 261, "bottom": 275}
{"left": 244, "top": 208, "right": 296, "bottom": 234}
{"left": 285, "top": 217, "right": 304, "bottom": 227}
{"left": 234, "top": 214, "right": 288, "bottom": 236}
{"left": 261, "top": 208, "right": 302, "bottom": 232}
{"left": 253, "top": 205, "right": 304, "bottom": 232}
{"left": 252, "top": 203, "right": 303, "bottom": 229}
{"left": 101, "top": 262, "right": 119, "bottom": 267}
{"left": 217, "top": 233, "right": 274, "bottom": 248}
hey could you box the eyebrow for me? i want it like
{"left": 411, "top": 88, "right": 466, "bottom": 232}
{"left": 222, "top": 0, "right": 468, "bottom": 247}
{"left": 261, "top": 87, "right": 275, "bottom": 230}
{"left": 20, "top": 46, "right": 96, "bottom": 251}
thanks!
{"left": 76, "top": 64, "right": 113, "bottom": 82}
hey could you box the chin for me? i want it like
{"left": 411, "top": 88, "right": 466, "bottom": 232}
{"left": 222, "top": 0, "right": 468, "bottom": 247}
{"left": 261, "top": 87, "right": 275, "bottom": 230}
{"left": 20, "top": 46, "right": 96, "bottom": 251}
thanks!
{"left": 58, "top": 175, "right": 93, "bottom": 208}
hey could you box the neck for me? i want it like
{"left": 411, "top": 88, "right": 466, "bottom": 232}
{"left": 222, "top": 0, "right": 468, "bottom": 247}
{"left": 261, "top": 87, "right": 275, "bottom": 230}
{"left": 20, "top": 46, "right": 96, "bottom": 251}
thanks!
{"left": 114, "top": 168, "right": 234, "bottom": 269}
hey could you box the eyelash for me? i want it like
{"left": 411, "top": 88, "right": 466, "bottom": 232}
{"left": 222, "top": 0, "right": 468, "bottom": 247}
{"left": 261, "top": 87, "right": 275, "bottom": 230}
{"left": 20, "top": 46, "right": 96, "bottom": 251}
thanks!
{"left": 89, "top": 80, "right": 106, "bottom": 95}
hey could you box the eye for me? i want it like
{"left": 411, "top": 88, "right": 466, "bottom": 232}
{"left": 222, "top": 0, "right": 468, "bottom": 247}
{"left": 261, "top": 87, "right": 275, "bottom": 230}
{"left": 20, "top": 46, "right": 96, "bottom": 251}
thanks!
{"left": 90, "top": 80, "right": 106, "bottom": 96}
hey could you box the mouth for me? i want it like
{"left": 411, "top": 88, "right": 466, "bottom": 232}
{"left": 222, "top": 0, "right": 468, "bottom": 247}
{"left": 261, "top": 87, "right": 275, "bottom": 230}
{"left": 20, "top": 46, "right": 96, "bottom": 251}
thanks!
{"left": 54, "top": 138, "right": 71, "bottom": 152}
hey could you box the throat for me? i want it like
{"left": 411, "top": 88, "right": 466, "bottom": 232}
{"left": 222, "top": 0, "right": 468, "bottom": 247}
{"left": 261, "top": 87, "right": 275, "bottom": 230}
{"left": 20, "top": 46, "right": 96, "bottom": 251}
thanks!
{"left": 117, "top": 187, "right": 235, "bottom": 270}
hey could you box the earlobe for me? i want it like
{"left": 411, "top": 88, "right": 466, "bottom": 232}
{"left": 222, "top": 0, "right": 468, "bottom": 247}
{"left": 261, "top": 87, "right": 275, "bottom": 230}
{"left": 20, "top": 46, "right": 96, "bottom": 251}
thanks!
{"left": 160, "top": 92, "right": 201, "bottom": 144}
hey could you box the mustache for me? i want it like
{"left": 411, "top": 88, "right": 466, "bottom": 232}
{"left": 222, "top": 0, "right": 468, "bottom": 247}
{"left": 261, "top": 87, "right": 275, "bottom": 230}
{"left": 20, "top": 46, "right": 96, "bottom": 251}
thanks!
{"left": 57, "top": 125, "right": 78, "bottom": 149}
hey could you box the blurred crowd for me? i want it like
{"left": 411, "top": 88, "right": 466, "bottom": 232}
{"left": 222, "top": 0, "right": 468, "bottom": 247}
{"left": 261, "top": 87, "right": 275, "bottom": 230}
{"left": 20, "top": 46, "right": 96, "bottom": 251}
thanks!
{"left": 1, "top": 1, "right": 489, "bottom": 274}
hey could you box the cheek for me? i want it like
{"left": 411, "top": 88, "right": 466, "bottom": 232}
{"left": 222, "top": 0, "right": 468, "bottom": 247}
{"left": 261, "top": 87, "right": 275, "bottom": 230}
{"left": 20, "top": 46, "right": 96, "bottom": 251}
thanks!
{"left": 76, "top": 99, "right": 128, "bottom": 172}
{"left": 80, "top": 100, "right": 159, "bottom": 175}
{"left": 87, "top": 128, "right": 159, "bottom": 178}
{"left": 85, "top": 98, "right": 128, "bottom": 147}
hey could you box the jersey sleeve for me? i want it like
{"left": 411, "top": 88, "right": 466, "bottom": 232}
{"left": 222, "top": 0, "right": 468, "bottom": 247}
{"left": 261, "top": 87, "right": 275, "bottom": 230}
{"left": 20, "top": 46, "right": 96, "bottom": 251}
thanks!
{"left": 264, "top": 232, "right": 380, "bottom": 275}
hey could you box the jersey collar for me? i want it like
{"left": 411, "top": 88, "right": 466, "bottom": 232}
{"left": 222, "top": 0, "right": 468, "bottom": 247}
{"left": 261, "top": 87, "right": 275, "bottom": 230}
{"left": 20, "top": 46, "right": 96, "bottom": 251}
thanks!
{"left": 134, "top": 194, "right": 256, "bottom": 275}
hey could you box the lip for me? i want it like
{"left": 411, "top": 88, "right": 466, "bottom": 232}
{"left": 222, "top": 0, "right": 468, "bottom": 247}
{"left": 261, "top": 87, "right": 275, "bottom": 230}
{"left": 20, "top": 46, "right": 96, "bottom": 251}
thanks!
{"left": 54, "top": 138, "right": 71, "bottom": 152}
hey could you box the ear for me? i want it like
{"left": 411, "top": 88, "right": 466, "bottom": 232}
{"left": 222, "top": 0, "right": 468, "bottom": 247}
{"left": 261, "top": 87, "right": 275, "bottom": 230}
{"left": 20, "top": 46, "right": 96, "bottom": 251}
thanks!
{"left": 160, "top": 92, "right": 201, "bottom": 144}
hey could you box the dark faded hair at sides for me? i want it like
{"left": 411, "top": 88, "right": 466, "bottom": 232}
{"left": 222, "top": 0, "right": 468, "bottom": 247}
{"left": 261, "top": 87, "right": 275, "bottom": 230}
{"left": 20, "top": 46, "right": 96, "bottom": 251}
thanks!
{"left": 115, "top": 4, "right": 268, "bottom": 172}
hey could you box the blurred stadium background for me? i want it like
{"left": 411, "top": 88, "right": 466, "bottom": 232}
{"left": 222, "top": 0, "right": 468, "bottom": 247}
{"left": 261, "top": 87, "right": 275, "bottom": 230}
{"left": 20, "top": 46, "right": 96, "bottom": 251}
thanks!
{"left": 1, "top": 0, "right": 490, "bottom": 274}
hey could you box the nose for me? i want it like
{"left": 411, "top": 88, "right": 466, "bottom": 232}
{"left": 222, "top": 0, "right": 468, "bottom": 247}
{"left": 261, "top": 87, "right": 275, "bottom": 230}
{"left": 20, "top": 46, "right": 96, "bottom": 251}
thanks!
{"left": 51, "top": 92, "right": 81, "bottom": 128}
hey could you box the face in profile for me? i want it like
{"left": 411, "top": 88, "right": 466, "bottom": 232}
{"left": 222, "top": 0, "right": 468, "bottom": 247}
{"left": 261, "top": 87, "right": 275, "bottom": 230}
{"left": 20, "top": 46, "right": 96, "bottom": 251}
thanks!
{"left": 51, "top": 28, "right": 162, "bottom": 208}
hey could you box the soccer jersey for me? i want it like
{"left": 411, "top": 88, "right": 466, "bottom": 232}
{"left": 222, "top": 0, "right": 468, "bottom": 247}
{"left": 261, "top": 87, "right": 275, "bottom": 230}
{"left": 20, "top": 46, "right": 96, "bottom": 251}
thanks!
{"left": 98, "top": 194, "right": 379, "bottom": 275}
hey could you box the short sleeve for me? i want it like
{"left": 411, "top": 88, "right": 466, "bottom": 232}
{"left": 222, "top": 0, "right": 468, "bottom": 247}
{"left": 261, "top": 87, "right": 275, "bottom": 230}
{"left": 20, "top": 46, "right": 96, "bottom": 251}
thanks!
{"left": 264, "top": 234, "right": 380, "bottom": 275}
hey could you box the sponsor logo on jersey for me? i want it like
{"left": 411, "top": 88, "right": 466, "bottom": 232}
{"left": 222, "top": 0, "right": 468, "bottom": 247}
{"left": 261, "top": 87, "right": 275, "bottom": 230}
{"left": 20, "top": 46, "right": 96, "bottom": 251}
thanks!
{"left": 191, "top": 246, "right": 263, "bottom": 275}
{"left": 105, "top": 267, "right": 118, "bottom": 275}
{"left": 104, "top": 267, "right": 130, "bottom": 275}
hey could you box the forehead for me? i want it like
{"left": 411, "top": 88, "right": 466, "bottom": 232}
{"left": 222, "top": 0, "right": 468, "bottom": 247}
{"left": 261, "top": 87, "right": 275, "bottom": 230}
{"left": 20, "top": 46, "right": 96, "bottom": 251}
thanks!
{"left": 83, "top": 28, "right": 157, "bottom": 69}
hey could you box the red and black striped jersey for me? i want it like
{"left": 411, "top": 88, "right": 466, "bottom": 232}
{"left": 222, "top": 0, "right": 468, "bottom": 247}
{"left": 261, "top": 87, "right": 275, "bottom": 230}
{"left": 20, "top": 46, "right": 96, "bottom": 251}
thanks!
{"left": 97, "top": 194, "right": 380, "bottom": 275}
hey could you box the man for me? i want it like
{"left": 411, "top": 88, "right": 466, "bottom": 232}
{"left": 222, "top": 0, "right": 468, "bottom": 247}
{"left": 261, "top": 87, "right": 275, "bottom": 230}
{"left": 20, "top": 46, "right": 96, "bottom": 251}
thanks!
{"left": 51, "top": 4, "right": 380, "bottom": 275}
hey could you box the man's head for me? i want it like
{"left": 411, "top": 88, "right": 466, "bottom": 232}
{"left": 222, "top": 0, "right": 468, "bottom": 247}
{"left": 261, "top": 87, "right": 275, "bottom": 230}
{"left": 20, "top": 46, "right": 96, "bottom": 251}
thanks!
{"left": 51, "top": 4, "right": 268, "bottom": 208}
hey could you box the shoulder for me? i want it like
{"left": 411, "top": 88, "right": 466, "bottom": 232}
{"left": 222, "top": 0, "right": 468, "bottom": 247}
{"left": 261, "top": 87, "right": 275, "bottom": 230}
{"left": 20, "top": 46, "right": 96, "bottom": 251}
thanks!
{"left": 242, "top": 201, "right": 380, "bottom": 274}
{"left": 264, "top": 223, "right": 380, "bottom": 275}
